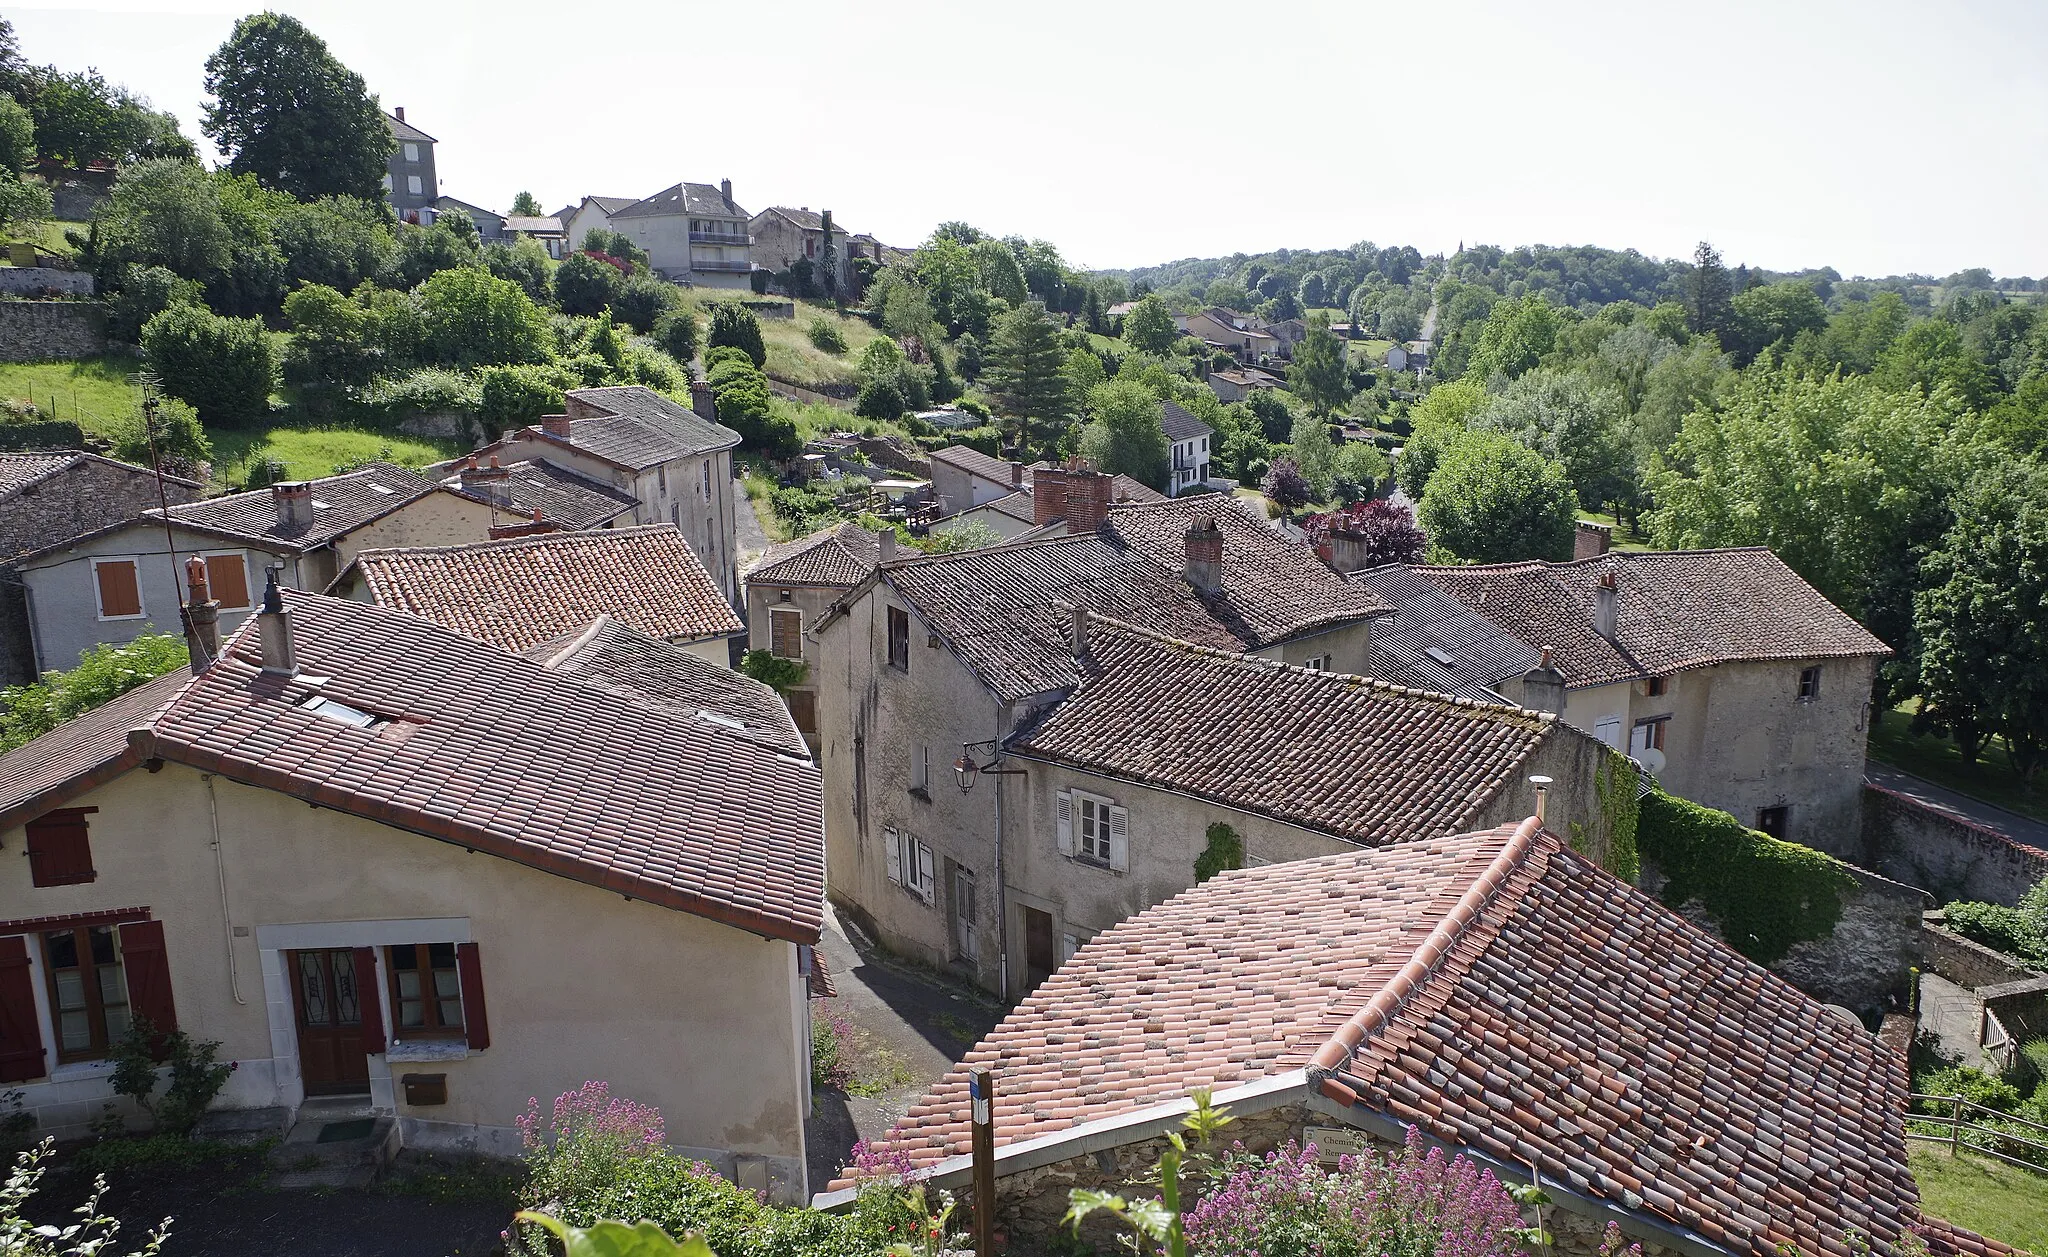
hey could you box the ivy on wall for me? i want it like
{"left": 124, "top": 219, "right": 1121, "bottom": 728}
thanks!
{"left": 1194, "top": 822, "right": 1245, "bottom": 883}
{"left": 1635, "top": 789, "right": 1858, "bottom": 965}
{"left": 1586, "top": 751, "right": 1641, "bottom": 882}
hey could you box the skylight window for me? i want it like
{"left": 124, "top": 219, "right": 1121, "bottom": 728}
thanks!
{"left": 1425, "top": 647, "right": 1457, "bottom": 665}
{"left": 695, "top": 709, "right": 744, "bottom": 731}
{"left": 310, "top": 499, "right": 332, "bottom": 511}
{"left": 300, "top": 695, "right": 382, "bottom": 729}
{"left": 367, "top": 482, "right": 394, "bottom": 495}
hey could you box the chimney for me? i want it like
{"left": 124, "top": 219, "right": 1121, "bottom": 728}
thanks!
{"left": 1575, "top": 520, "right": 1612, "bottom": 560}
{"left": 1520, "top": 645, "right": 1567, "bottom": 714}
{"left": 1529, "top": 775, "right": 1554, "bottom": 824}
{"left": 271, "top": 482, "right": 314, "bottom": 531}
{"left": 1325, "top": 528, "right": 1368, "bottom": 576}
{"left": 720, "top": 178, "right": 732, "bottom": 203}
{"left": 182, "top": 557, "right": 219, "bottom": 670}
{"left": 1010, "top": 461, "right": 1024, "bottom": 490}
{"left": 1183, "top": 515, "right": 1223, "bottom": 594}
{"left": 878, "top": 529, "right": 897, "bottom": 565}
{"left": 257, "top": 570, "right": 297, "bottom": 678}
{"left": 1591, "top": 571, "right": 1619, "bottom": 641}
{"left": 690, "top": 380, "right": 716, "bottom": 423}
{"left": 1071, "top": 605, "right": 1091, "bottom": 661}
{"left": 1031, "top": 465, "right": 1068, "bottom": 527}
{"left": 1063, "top": 463, "right": 1113, "bottom": 533}
{"left": 395, "top": 106, "right": 405, "bottom": 123}
{"left": 460, "top": 455, "right": 514, "bottom": 505}
{"left": 541, "top": 413, "right": 573, "bottom": 440}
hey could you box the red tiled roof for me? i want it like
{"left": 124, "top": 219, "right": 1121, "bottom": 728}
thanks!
{"left": 1420, "top": 549, "right": 1889, "bottom": 689}
{"left": 863, "top": 823, "right": 1919, "bottom": 1257}
{"left": 0, "top": 594, "right": 822, "bottom": 944}
{"left": 745, "top": 520, "right": 883, "bottom": 588}
{"left": 1014, "top": 619, "right": 1555, "bottom": 845}
{"left": 1916, "top": 1217, "right": 2030, "bottom": 1257}
{"left": 344, "top": 525, "right": 743, "bottom": 652}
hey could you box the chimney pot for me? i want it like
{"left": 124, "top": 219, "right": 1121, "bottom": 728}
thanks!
{"left": 257, "top": 570, "right": 298, "bottom": 677}
{"left": 183, "top": 557, "right": 220, "bottom": 669}
{"left": 1529, "top": 774, "right": 1554, "bottom": 823}
{"left": 459, "top": 457, "right": 514, "bottom": 506}
{"left": 1520, "top": 645, "right": 1567, "bottom": 715}
{"left": 1591, "top": 570, "right": 1619, "bottom": 641}
{"left": 1184, "top": 515, "right": 1224, "bottom": 594}
{"left": 721, "top": 177, "right": 732, "bottom": 202}
{"left": 1031, "top": 466, "right": 1067, "bottom": 527}
{"left": 1071, "top": 605, "right": 1091, "bottom": 660}
{"left": 271, "top": 481, "right": 314, "bottom": 530}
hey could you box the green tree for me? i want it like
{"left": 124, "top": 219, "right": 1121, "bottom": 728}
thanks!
{"left": 106, "top": 394, "right": 211, "bottom": 472}
{"left": 418, "top": 267, "right": 553, "bottom": 368}
{"left": 1078, "top": 380, "right": 1169, "bottom": 489}
{"left": 509, "top": 190, "right": 542, "bottom": 216}
{"left": 972, "top": 237, "right": 1028, "bottom": 305}
{"left": 391, "top": 215, "right": 479, "bottom": 289}
{"left": 142, "top": 303, "right": 275, "bottom": 426}
{"left": 1874, "top": 319, "right": 1998, "bottom": 414}
{"left": 1288, "top": 408, "right": 1336, "bottom": 500}
{"left": 477, "top": 363, "right": 573, "bottom": 430}
{"left": 273, "top": 195, "right": 396, "bottom": 293}
{"left": 708, "top": 302, "right": 767, "bottom": 368}
{"left": 0, "top": 164, "right": 49, "bottom": 237}
{"left": 1393, "top": 377, "right": 1489, "bottom": 499}
{"left": 91, "top": 158, "right": 232, "bottom": 286}
{"left": 1469, "top": 368, "right": 1634, "bottom": 512}
{"left": 1417, "top": 430, "right": 1579, "bottom": 564}
{"left": 708, "top": 356, "right": 800, "bottom": 457}
{"left": 981, "top": 302, "right": 1072, "bottom": 453}
{"left": 483, "top": 238, "right": 552, "bottom": 303}
{"left": 1731, "top": 280, "right": 1826, "bottom": 363}
{"left": 1685, "top": 241, "right": 1735, "bottom": 346}
{"left": 1063, "top": 346, "right": 1107, "bottom": 400}
{"left": 201, "top": 13, "right": 391, "bottom": 200}
{"left": 654, "top": 310, "right": 698, "bottom": 365}
{"left": 1287, "top": 314, "right": 1351, "bottom": 416}
{"left": 1467, "top": 294, "right": 1562, "bottom": 381}
{"left": 555, "top": 252, "right": 623, "bottom": 317}
{"left": 282, "top": 281, "right": 379, "bottom": 394}
{"left": 0, "top": 94, "right": 31, "bottom": 172}
{"left": 612, "top": 272, "right": 680, "bottom": 334}
{"left": 1122, "top": 294, "right": 1179, "bottom": 356}
{"left": 107, "top": 264, "right": 201, "bottom": 345}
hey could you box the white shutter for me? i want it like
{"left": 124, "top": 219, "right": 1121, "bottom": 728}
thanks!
{"left": 1108, "top": 805, "right": 1130, "bottom": 871}
{"left": 884, "top": 826, "right": 902, "bottom": 885}
{"left": 917, "top": 841, "right": 936, "bottom": 906}
{"left": 1056, "top": 791, "right": 1074, "bottom": 856}
{"left": 1059, "top": 933, "right": 1079, "bottom": 963}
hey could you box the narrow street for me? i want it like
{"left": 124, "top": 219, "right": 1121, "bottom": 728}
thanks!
{"left": 1866, "top": 764, "right": 2048, "bottom": 855}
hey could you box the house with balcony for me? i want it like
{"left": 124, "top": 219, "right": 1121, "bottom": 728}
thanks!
{"left": 607, "top": 180, "right": 755, "bottom": 288}
{"left": 383, "top": 108, "right": 437, "bottom": 223}
{"left": 1162, "top": 400, "right": 1213, "bottom": 495}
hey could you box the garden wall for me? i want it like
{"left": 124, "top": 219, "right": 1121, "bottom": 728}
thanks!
{"left": 0, "top": 301, "right": 107, "bottom": 362}
{"left": 0, "top": 268, "right": 94, "bottom": 297}
{"left": 1923, "top": 917, "right": 2042, "bottom": 990}
{"left": 1857, "top": 783, "right": 2048, "bottom": 906}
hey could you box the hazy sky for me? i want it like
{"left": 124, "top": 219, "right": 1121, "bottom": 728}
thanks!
{"left": 11, "top": 0, "right": 2048, "bottom": 278}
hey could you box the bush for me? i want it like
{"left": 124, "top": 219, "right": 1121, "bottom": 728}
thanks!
{"left": 141, "top": 304, "right": 275, "bottom": 428}
{"left": 807, "top": 318, "right": 848, "bottom": 354}
{"left": 364, "top": 367, "right": 480, "bottom": 416}
{"left": 854, "top": 377, "right": 904, "bottom": 422}
{"left": 106, "top": 396, "right": 212, "bottom": 472}
{"left": 704, "top": 344, "right": 753, "bottom": 374}
{"left": 0, "top": 635, "right": 189, "bottom": 754}
{"left": 419, "top": 267, "right": 554, "bottom": 369}
{"left": 654, "top": 310, "right": 700, "bottom": 364}
{"left": 108, "top": 264, "right": 202, "bottom": 346}
{"left": 611, "top": 273, "right": 680, "bottom": 334}
{"left": 1416, "top": 429, "right": 1579, "bottom": 564}
{"left": 0, "top": 1140, "right": 170, "bottom": 1254}
{"left": 477, "top": 363, "right": 575, "bottom": 430}
{"left": 1942, "top": 900, "right": 2045, "bottom": 963}
{"left": 709, "top": 357, "right": 801, "bottom": 458}
{"left": 482, "top": 239, "right": 553, "bottom": 304}
{"left": 709, "top": 303, "right": 767, "bottom": 368}
{"left": 107, "top": 1016, "right": 233, "bottom": 1137}
{"left": 555, "top": 253, "right": 624, "bottom": 318}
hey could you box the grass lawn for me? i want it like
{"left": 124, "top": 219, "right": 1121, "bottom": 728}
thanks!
{"left": 1869, "top": 702, "right": 2048, "bottom": 824}
{"left": 1, "top": 220, "right": 88, "bottom": 259}
{"left": 1911, "top": 1143, "right": 2048, "bottom": 1254}
{"left": 678, "top": 292, "right": 883, "bottom": 392}
{"left": 0, "top": 355, "right": 145, "bottom": 432}
{"left": 1349, "top": 338, "right": 1396, "bottom": 364}
{"left": 1576, "top": 508, "right": 1657, "bottom": 553}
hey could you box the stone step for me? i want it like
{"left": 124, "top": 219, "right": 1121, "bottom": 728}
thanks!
{"left": 266, "top": 1112, "right": 400, "bottom": 1191}
{"left": 193, "top": 1105, "right": 290, "bottom": 1145}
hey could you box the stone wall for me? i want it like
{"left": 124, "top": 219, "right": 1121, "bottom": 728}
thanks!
{"left": 1923, "top": 917, "right": 2043, "bottom": 990}
{"left": 1856, "top": 783, "right": 2048, "bottom": 905}
{"left": 0, "top": 269, "right": 94, "bottom": 297}
{"left": 0, "top": 302, "right": 107, "bottom": 362}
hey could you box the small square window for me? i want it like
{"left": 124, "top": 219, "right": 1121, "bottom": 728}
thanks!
{"left": 388, "top": 943, "right": 463, "bottom": 1039}
{"left": 92, "top": 558, "right": 143, "bottom": 620}
{"left": 1756, "top": 806, "right": 1790, "bottom": 839}
{"left": 1645, "top": 676, "right": 1668, "bottom": 697}
{"left": 1798, "top": 666, "right": 1822, "bottom": 701}
{"left": 402, "top": 143, "right": 419, "bottom": 163}
{"left": 26, "top": 807, "right": 97, "bottom": 886}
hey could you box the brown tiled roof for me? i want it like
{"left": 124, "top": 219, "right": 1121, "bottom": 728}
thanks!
{"left": 0, "top": 594, "right": 822, "bottom": 944}
{"left": 863, "top": 823, "right": 1921, "bottom": 1257}
{"left": 1420, "top": 549, "right": 1890, "bottom": 688}
{"left": 1916, "top": 1217, "right": 2030, "bottom": 1257}
{"left": 441, "top": 460, "right": 637, "bottom": 530}
{"left": 344, "top": 525, "right": 743, "bottom": 652}
{"left": 153, "top": 463, "right": 442, "bottom": 554}
{"left": 0, "top": 451, "right": 201, "bottom": 503}
{"left": 745, "top": 520, "right": 882, "bottom": 587}
{"left": 854, "top": 500, "right": 1384, "bottom": 701}
{"left": 524, "top": 615, "right": 805, "bottom": 756}
{"left": 1013, "top": 619, "right": 1553, "bottom": 845}
{"left": 929, "top": 443, "right": 1018, "bottom": 487}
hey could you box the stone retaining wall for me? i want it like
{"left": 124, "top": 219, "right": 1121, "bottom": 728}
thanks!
{"left": 0, "top": 302, "right": 107, "bottom": 362}
{"left": 1924, "top": 917, "right": 2043, "bottom": 989}
{"left": 1858, "top": 783, "right": 2048, "bottom": 905}
{"left": 0, "top": 268, "right": 94, "bottom": 297}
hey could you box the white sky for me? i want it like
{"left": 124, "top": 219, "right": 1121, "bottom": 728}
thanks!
{"left": 11, "top": 0, "right": 2048, "bottom": 278}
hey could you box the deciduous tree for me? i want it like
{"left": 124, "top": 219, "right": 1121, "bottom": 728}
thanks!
{"left": 1078, "top": 380, "right": 1169, "bottom": 490}
{"left": 1122, "top": 294, "right": 1178, "bottom": 356}
{"left": 509, "top": 191, "right": 542, "bottom": 217}
{"left": 202, "top": 13, "right": 391, "bottom": 201}
{"left": 1417, "top": 430, "right": 1578, "bottom": 564}
{"left": 1287, "top": 314, "right": 1350, "bottom": 416}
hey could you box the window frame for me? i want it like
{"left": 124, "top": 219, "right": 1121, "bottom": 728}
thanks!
{"left": 1644, "top": 675, "right": 1669, "bottom": 697}
{"left": 402, "top": 142, "right": 419, "bottom": 163}
{"left": 1756, "top": 805, "right": 1791, "bottom": 839}
{"left": 90, "top": 557, "right": 145, "bottom": 621}
{"left": 406, "top": 174, "right": 423, "bottom": 196}
{"left": 909, "top": 743, "right": 929, "bottom": 795}
{"left": 40, "top": 924, "right": 128, "bottom": 1064}
{"left": 1797, "top": 666, "right": 1822, "bottom": 702}
{"left": 385, "top": 942, "right": 465, "bottom": 1041}
{"left": 1076, "top": 793, "right": 1113, "bottom": 864}
{"left": 1629, "top": 715, "right": 1669, "bottom": 754}
{"left": 886, "top": 606, "right": 911, "bottom": 672}
{"left": 1302, "top": 655, "right": 1331, "bottom": 672}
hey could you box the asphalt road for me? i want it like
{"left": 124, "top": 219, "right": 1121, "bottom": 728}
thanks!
{"left": 1865, "top": 763, "right": 2048, "bottom": 854}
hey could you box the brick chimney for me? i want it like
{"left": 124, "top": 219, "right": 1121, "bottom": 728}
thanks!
{"left": 1071, "top": 605, "right": 1091, "bottom": 661}
{"left": 720, "top": 178, "right": 733, "bottom": 204}
{"left": 182, "top": 556, "right": 219, "bottom": 670}
{"left": 541, "top": 413, "right": 573, "bottom": 440}
{"left": 690, "top": 380, "right": 716, "bottom": 423}
{"left": 257, "top": 569, "right": 297, "bottom": 677}
{"left": 271, "top": 482, "right": 314, "bottom": 531}
{"left": 1521, "top": 645, "right": 1567, "bottom": 714}
{"left": 1063, "top": 464, "right": 1113, "bottom": 533}
{"left": 395, "top": 106, "right": 405, "bottom": 123}
{"left": 1183, "top": 515, "right": 1223, "bottom": 593}
{"left": 1591, "top": 571, "right": 1619, "bottom": 641}
{"left": 1575, "top": 520, "right": 1612, "bottom": 560}
{"left": 1031, "top": 466, "right": 1068, "bottom": 527}
{"left": 1010, "top": 461, "right": 1025, "bottom": 489}
{"left": 461, "top": 455, "right": 514, "bottom": 505}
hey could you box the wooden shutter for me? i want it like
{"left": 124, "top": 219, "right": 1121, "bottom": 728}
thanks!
{"left": 25, "top": 808, "right": 96, "bottom": 887}
{"left": 353, "top": 947, "right": 385, "bottom": 1054}
{"left": 456, "top": 942, "right": 490, "bottom": 1050}
{"left": 0, "top": 936, "right": 46, "bottom": 1083}
{"left": 95, "top": 560, "right": 140, "bottom": 618}
{"left": 1055, "top": 791, "right": 1073, "bottom": 856}
{"left": 1108, "top": 805, "right": 1130, "bottom": 871}
{"left": 916, "top": 841, "right": 936, "bottom": 907}
{"left": 118, "top": 919, "right": 177, "bottom": 1059}
{"left": 770, "top": 608, "right": 802, "bottom": 660}
{"left": 204, "top": 554, "right": 251, "bottom": 610}
{"left": 884, "top": 826, "right": 902, "bottom": 885}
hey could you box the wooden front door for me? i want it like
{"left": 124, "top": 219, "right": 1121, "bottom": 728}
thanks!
{"left": 1023, "top": 907, "right": 1056, "bottom": 994}
{"left": 288, "top": 949, "right": 370, "bottom": 1095}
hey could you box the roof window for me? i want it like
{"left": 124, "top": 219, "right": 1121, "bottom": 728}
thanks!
{"left": 695, "top": 709, "right": 745, "bottom": 731}
{"left": 300, "top": 695, "right": 384, "bottom": 729}
{"left": 1425, "top": 646, "right": 1457, "bottom": 665}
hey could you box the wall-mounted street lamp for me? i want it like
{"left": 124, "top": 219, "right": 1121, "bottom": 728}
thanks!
{"left": 955, "top": 740, "right": 1027, "bottom": 791}
{"left": 953, "top": 739, "right": 1027, "bottom": 1003}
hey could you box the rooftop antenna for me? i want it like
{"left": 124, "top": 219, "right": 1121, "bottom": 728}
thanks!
{"left": 134, "top": 371, "right": 207, "bottom": 669}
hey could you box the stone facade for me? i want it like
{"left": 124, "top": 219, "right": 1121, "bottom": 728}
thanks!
{"left": 0, "top": 269, "right": 94, "bottom": 297}
{"left": 1850, "top": 784, "right": 2048, "bottom": 906}
{"left": 0, "top": 303, "right": 107, "bottom": 362}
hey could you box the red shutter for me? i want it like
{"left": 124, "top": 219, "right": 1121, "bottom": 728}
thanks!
{"left": 353, "top": 947, "right": 385, "bottom": 1055}
{"left": 25, "top": 809, "right": 96, "bottom": 887}
{"left": 117, "top": 920, "right": 177, "bottom": 1060}
{"left": 0, "top": 937, "right": 46, "bottom": 1083}
{"left": 455, "top": 942, "right": 489, "bottom": 1050}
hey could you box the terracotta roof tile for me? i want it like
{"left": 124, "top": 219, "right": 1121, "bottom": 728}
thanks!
{"left": 347, "top": 525, "right": 743, "bottom": 652}
{"left": 746, "top": 520, "right": 883, "bottom": 587}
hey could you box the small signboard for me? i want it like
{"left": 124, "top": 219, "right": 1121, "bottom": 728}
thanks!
{"left": 1303, "top": 1125, "right": 1373, "bottom": 1163}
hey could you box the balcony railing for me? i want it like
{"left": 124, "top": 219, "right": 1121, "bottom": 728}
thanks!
{"left": 690, "top": 230, "right": 751, "bottom": 245}
{"left": 691, "top": 259, "right": 755, "bottom": 273}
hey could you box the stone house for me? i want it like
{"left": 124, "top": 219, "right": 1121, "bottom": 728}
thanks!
{"left": 0, "top": 586, "right": 821, "bottom": 1199}
{"left": 1161, "top": 400, "right": 1213, "bottom": 496}
{"left": 1410, "top": 549, "right": 1890, "bottom": 850}
{"left": 0, "top": 452, "right": 204, "bottom": 685}
{"left": 1205, "top": 366, "right": 1282, "bottom": 403}
{"left": 810, "top": 494, "right": 1393, "bottom": 996}
{"left": 744, "top": 520, "right": 886, "bottom": 750}
{"left": 948, "top": 462, "right": 1167, "bottom": 540}
{"left": 14, "top": 464, "right": 499, "bottom": 674}
{"left": 330, "top": 525, "right": 744, "bottom": 665}
{"left": 824, "top": 818, "right": 1965, "bottom": 1257}
{"left": 383, "top": 108, "right": 437, "bottom": 222}
{"left": 928, "top": 444, "right": 1023, "bottom": 517}
{"left": 556, "top": 196, "right": 638, "bottom": 252}
{"left": 431, "top": 457, "right": 639, "bottom": 533}
{"left": 749, "top": 207, "right": 856, "bottom": 293}
{"left": 607, "top": 180, "right": 755, "bottom": 287}
{"left": 467, "top": 385, "right": 743, "bottom": 603}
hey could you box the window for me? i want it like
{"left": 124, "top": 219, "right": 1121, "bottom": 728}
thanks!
{"left": 406, "top": 175, "right": 423, "bottom": 196}
{"left": 702, "top": 461, "right": 711, "bottom": 497}
{"left": 387, "top": 943, "right": 464, "bottom": 1038}
{"left": 202, "top": 553, "right": 251, "bottom": 610}
{"left": 1629, "top": 717, "right": 1668, "bottom": 754}
{"left": 909, "top": 744, "right": 929, "bottom": 794}
{"left": 1592, "top": 716, "right": 1623, "bottom": 749}
{"left": 42, "top": 926, "right": 127, "bottom": 1062}
{"left": 25, "top": 808, "right": 96, "bottom": 886}
{"left": 806, "top": 238, "right": 816, "bottom": 258}
{"left": 658, "top": 465, "right": 667, "bottom": 494}
{"left": 887, "top": 607, "right": 910, "bottom": 672}
{"left": 1644, "top": 676, "right": 1669, "bottom": 697}
{"left": 1798, "top": 666, "right": 1822, "bottom": 701}
{"left": 770, "top": 608, "right": 803, "bottom": 660}
{"left": 884, "top": 828, "right": 935, "bottom": 904}
{"left": 1756, "top": 806, "right": 1790, "bottom": 839}
{"left": 1302, "top": 655, "right": 1331, "bottom": 671}
{"left": 1056, "top": 789, "right": 1128, "bottom": 870}
{"left": 402, "top": 143, "right": 419, "bottom": 163}
{"left": 381, "top": 174, "right": 393, "bottom": 192}
{"left": 92, "top": 558, "right": 142, "bottom": 620}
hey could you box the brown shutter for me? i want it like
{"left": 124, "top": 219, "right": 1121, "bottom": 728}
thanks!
{"left": 352, "top": 947, "right": 385, "bottom": 1054}
{"left": 0, "top": 936, "right": 46, "bottom": 1083}
{"left": 24, "top": 809, "right": 96, "bottom": 887}
{"left": 95, "top": 561, "right": 141, "bottom": 618}
{"left": 117, "top": 920, "right": 177, "bottom": 1059}
{"left": 455, "top": 942, "right": 489, "bottom": 1050}
{"left": 204, "top": 554, "right": 251, "bottom": 610}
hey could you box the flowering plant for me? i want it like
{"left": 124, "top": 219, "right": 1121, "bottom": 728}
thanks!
{"left": 518, "top": 1081, "right": 668, "bottom": 1216}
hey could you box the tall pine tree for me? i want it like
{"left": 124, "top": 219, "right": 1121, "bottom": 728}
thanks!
{"left": 1686, "top": 241, "right": 1735, "bottom": 346}
{"left": 981, "top": 302, "right": 1072, "bottom": 456}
